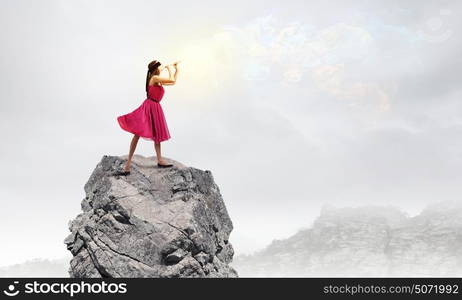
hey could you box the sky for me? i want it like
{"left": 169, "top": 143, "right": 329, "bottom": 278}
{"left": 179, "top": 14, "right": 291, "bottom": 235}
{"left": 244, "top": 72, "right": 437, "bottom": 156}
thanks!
{"left": 0, "top": 0, "right": 461, "bottom": 267}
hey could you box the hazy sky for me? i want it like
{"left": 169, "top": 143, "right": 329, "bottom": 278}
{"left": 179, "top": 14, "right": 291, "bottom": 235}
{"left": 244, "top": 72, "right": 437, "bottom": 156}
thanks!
{"left": 1, "top": 0, "right": 461, "bottom": 267}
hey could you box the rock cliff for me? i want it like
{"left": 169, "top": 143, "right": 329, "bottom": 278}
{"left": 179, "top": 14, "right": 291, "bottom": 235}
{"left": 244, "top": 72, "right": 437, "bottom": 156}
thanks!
{"left": 64, "top": 155, "right": 237, "bottom": 278}
{"left": 232, "top": 202, "right": 462, "bottom": 277}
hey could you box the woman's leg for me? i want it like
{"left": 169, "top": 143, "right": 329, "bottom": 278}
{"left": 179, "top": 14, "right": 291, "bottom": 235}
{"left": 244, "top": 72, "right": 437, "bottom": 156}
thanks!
{"left": 154, "top": 142, "right": 165, "bottom": 164}
{"left": 154, "top": 141, "right": 173, "bottom": 167}
{"left": 124, "top": 134, "right": 140, "bottom": 171}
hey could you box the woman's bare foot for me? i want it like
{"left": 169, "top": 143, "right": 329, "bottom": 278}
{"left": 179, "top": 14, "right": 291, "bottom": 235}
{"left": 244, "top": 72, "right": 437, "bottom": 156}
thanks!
{"left": 157, "top": 158, "right": 173, "bottom": 167}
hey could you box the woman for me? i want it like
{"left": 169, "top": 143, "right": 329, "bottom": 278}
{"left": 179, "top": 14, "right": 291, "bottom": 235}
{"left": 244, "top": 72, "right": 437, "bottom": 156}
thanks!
{"left": 115, "top": 59, "right": 180, "bottom": 175}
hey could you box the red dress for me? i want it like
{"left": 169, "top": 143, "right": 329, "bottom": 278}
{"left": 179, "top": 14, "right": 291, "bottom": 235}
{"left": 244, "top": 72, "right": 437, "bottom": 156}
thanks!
{"left": 117, "top": 85, "right": 171, "bottom": 143}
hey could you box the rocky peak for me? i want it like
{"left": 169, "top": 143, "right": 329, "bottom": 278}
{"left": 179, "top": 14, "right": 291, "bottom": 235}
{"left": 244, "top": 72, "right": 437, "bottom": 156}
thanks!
{"left": 64, "top": 155, "right": 238, "bottom": 278}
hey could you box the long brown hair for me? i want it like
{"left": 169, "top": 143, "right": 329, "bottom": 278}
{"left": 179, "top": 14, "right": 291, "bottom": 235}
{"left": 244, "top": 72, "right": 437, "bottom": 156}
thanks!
{"left": 145, "top": 60, "right": 161, "bottom": 95}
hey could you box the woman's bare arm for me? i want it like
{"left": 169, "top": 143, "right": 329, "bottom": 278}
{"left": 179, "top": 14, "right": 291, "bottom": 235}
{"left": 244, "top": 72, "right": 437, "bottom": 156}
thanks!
{"left": 163, "top": 65, "right": 179, "bottom": 86}
{"left": 152, "top": 65, "right": 175, "bottom": 84}
{"left": 151, "top": 75, "right": 175, "bottom": 84}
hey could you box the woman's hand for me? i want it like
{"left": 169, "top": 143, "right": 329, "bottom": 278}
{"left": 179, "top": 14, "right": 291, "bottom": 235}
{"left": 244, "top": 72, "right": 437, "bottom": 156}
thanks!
{"left": 173, "top": 60, "right": 181, "bottom": 68}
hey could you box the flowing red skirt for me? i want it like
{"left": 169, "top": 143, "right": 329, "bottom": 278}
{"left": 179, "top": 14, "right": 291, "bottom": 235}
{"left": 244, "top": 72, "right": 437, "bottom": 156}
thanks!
{"left": 117, "top": 99, "right": 171, "bottom": 143}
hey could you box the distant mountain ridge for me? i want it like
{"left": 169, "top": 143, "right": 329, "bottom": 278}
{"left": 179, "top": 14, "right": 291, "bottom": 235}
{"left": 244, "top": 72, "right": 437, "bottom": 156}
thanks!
{"left": 231, "top": 201, "right": 462, "bottom": 277}
{"left": 0, "top": 258, "right": 70, "bottom": 277}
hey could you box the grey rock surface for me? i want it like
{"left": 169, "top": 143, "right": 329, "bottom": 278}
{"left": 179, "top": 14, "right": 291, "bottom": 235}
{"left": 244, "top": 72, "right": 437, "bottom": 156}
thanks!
{"left": 232, "top": 202, "right": 462, "bottom": 277}
{"left": 64, "top": 154, "right": 238, "bottom": 278}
